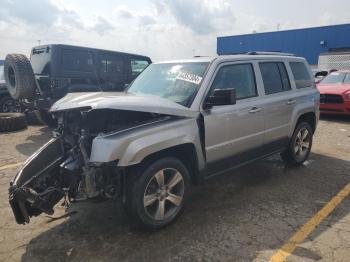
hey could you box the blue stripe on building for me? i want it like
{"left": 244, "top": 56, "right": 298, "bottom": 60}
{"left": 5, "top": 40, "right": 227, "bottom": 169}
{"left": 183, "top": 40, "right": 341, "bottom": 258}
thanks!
{"left": 217, "top": 23, "right": 350, "bottom": 65}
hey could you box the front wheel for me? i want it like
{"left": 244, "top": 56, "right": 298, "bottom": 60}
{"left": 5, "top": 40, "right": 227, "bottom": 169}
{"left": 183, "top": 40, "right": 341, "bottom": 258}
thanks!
{"left": 281, "top": 122, "right": 313, "bottom": 166}
{"left": 126, "top": 157, "right": 190, "bottom": 230}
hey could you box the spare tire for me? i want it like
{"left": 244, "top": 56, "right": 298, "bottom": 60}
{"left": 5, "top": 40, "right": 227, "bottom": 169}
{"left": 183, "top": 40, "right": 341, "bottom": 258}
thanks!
{"left": 4, "top": 54, "right": 36, "bottom": 100}
{"left": 0, "top": 113, "right": 27, "bottom": 132}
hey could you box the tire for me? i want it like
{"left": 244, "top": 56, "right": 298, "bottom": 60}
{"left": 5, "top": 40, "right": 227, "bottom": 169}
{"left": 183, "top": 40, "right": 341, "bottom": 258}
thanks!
{"left": 126, "top": 157, "right": 190, "bottom": 230}
{"left": 0, "top": 113, "right": 27, "bottom": 132}
{"left": 0, "top": 95, "right": 22, "bottom": 113}
{"left": 34, "top": 110, "right": 57, "bottom": 128}
{"left": 4, "top": 54, "right": 36, "bottom": 100}
{"left": 281, "top": 122, "right": 313, "bottom": 166}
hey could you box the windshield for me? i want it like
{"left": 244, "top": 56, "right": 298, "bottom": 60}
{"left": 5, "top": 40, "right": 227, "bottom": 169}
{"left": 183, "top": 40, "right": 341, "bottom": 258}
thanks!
{"left": 320, "top": 72, "right": 346, "bottom": 84}
{"left": 127, "top": 62, "right": 209, "bottom": 106}
{"left": 0, "top": 65, "right": 4, "bottom": 81}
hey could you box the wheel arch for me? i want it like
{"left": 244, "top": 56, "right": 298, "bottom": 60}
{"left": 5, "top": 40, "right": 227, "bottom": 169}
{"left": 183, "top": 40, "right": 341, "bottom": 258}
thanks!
{"left": 127, "top": 143, "right": 201, "bottom": 185}
{"left": 295, "top": 112, "right": 317, "bottom": 134}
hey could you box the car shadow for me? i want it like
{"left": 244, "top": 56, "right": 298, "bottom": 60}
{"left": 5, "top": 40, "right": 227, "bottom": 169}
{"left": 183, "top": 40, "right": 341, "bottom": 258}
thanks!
{"left": 15, "top": 127, "right": 52, "bottom": 156}
{"left": 20, "top": 152, "right": 350, "bottom": 261}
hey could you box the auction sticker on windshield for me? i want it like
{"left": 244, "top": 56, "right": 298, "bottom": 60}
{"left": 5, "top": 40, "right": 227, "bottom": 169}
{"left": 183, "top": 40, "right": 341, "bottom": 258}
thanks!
{"left": 177, "top": 72, "right": 203, "bottom": 85}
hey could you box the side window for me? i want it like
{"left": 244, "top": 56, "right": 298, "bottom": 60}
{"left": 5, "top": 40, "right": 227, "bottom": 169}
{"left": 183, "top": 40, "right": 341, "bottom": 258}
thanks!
{"left": 62, "top": 49, "right": 93, "bottom": 72}
{"left": 210, "top": 63, "right": 257, "bottom": 100}
{"left": 130, "top": 59, "right": 150, "bottom": 77}
{"left": 259, "top": 62, "right": 291, "bottom": 94}
{"left": 290, "top": 62, "right": 313, "bottom": 88}
{"left": 344, "top": 73, "right": 350, "bottom": 83}
{"left": 100, "top": 55, "right": 124, "bottom": 75}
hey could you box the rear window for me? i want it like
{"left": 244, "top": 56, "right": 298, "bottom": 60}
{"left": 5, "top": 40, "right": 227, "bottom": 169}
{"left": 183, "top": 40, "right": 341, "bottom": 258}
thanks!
{"left": 30, "top": 46, "right": 51, "bottom": 75}
{"left": 259, "top": 62, "right": 291, "bottom": 94}
{"left": 62, "top": 49, "right": 93, "bottom": 72}
{"left": 290, "top": 62, "right": 313, "bottom": 88}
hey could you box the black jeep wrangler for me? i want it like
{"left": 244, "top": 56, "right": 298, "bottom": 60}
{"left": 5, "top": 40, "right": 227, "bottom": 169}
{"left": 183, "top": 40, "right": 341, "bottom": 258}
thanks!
{"left": 4, "top": 44, "right": 152, "bottom": 126}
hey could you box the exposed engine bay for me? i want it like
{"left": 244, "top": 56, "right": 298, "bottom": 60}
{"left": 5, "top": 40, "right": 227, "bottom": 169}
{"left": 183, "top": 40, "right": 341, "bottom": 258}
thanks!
{"left": 9, "top": 108, "right": 170, "bottom": 224}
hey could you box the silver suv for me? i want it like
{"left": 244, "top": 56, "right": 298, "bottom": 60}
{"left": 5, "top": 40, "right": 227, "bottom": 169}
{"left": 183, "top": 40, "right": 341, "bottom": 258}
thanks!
{"left": 9, "top": 53, "right": 320, "bottom": 229}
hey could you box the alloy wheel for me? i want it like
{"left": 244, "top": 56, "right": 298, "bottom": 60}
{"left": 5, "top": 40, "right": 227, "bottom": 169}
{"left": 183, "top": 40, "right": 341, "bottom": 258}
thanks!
{"left": 294, "top": 128, "right": 311, "bottom": 159}
{"left": 143, "top": 168, "right": 184, "bottom": 221}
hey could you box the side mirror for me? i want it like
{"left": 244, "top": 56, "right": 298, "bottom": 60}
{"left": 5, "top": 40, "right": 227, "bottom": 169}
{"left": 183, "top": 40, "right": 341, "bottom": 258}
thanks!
{"left": 204, "top": 88, "right": 236, "bottom": 109}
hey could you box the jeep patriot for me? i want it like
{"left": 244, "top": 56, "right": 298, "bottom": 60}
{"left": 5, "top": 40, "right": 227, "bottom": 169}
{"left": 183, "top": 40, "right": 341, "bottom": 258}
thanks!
{"left": 9, "top": 53, "right": 320, "bottom": 229}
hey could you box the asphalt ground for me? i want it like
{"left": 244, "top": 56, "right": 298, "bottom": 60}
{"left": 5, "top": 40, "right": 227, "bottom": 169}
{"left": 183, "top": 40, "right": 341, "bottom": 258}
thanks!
{"left": 0, "top": 115, "right": 349, "bottom": 262}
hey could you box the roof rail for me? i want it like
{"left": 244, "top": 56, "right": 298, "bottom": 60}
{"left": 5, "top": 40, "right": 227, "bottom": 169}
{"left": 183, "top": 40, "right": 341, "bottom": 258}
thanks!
{"left": 219, "top": 51, "right": 295, "bottom": 56}
{"left": 245, "top": 51, "right": 295, "bottom": 56}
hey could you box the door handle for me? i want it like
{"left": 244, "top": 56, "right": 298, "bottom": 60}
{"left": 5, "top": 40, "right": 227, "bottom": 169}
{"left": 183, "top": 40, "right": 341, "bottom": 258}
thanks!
{"left": 249, "top": 107, "right": 262, "bottom": 113}
{"left": 287, "top": 99, "right": 296, "bottom": 105}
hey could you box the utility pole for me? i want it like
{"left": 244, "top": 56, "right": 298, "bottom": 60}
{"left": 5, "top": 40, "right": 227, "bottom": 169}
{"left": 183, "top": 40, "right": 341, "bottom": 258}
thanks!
{"left": 37, "top": 40, "right": 41, "bottom": 46}
{"left": 277, "top": 24, "right": 280, "bottom": 31}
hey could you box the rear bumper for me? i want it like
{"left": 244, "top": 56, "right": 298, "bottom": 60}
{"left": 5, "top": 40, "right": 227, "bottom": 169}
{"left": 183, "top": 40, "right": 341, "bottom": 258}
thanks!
{"left": 320, "top": 101, "right": 350, "bottom": 115}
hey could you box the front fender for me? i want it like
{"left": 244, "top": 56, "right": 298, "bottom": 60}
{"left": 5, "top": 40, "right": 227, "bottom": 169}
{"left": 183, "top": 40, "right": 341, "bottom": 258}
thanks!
{"left": 89, "top": 118, "right": 204, "bottom": 168}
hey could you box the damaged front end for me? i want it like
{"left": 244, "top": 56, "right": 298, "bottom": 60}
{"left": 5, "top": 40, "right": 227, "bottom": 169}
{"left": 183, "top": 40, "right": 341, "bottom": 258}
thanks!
{"left": 9, "top": 138, "right": 65, "bottom": 224}
{"left": 9, "top": 106, "right": 168, "bottom": 224}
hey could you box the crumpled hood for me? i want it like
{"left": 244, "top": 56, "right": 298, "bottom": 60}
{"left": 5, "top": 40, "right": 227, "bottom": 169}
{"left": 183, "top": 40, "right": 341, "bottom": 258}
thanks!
{"left": 50, "top": 92, "right": 199, "bottom": 118}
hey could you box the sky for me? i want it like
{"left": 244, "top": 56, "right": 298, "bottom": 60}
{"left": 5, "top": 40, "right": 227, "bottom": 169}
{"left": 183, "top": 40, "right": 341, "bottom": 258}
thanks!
{"left": 0, "top": 0, "right": 349, "bottom": 61}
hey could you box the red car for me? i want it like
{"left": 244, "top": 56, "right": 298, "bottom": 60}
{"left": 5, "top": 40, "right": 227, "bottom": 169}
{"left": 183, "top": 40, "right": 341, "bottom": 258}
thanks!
{"left": 317, "top": 70, "right": 350, "bottom": 115}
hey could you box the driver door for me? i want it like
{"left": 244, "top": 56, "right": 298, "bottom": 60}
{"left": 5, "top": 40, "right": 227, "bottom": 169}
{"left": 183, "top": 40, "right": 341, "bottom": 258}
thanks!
{"left": 202, "top": 62, "right": 265, "bottom": 176}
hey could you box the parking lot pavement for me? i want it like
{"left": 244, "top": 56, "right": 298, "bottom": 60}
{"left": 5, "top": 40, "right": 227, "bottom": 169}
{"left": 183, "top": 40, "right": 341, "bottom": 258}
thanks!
{"left": 0, "top": 117, "right": 349, "bottom": 262}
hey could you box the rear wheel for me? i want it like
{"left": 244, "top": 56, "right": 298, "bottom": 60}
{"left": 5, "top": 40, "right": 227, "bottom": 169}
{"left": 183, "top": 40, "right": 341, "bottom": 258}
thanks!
{"left": 126, "top": 157, "right": 190, "bottom": 230}
{"left": 281, "top": 122, "right": 313, "bottom": 166}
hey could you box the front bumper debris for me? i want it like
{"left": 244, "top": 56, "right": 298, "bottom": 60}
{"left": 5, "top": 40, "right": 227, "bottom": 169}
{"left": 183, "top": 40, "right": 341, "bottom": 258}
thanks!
{"left": 9, "top": 138, "right": 65, "bottom": 224}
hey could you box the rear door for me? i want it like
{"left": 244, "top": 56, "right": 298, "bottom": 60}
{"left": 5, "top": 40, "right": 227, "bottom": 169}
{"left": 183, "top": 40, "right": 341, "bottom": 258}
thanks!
{"left": 202, "top": 62, "right": 265, "bottom": 175}
{"left": 257, "top": 61, "right": 295, "bottom": 153}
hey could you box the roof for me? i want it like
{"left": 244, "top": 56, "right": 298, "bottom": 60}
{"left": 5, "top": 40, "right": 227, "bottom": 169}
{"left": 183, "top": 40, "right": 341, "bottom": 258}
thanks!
{"left": 31, "top": 44, "right": 151, "bottom": 59}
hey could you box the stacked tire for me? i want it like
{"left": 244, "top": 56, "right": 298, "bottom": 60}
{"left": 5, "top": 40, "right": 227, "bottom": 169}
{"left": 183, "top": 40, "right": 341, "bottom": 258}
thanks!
{"left": 0, "top": 113, "right": 27, "bottom": 132}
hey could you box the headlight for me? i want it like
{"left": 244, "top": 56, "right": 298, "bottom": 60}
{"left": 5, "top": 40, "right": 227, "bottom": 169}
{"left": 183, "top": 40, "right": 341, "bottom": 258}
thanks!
{"left": 346, "top": 93, "right": 350, "bottom": 100}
